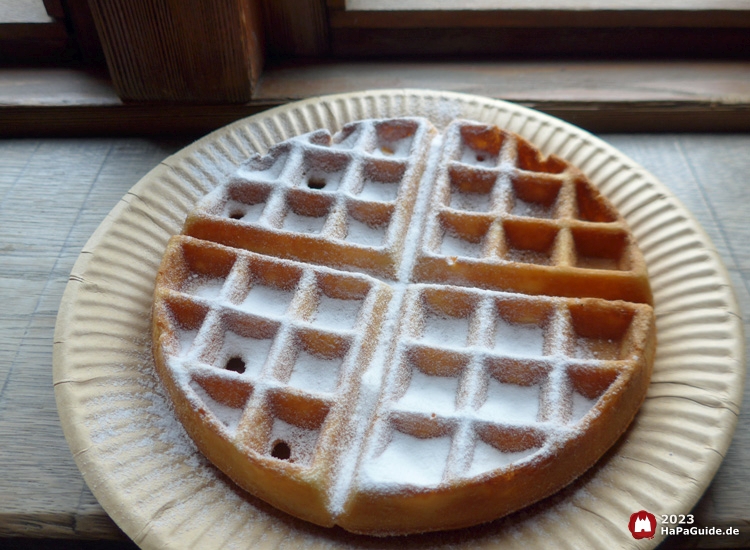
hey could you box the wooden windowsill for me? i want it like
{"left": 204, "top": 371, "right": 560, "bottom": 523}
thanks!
{"left": 324, "top": 0, "right": 750, "bottom": 57}
{"left": 0, "top": 0, "right": 74, "bottom": 63}
{"left": 335, "top": 0, "right": 750, "bottom": 28}
{"left": 332, "top": 12, "right": 749, "bottom": 28}
{"left": 1, "top": 60, "right": 749, "bottom": 136}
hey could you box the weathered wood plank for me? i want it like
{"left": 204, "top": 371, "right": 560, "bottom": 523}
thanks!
{"left": 0, "top": 138, "right": 185, "bottom": 542}
{"left": 1, "top": 63, "right": 749, "bottom": 135}
{"left": 256, "top": 59, "right": 750, "bottom": 107}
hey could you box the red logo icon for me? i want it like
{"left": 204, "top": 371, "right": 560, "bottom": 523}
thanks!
{"left": 628, "top": 510, "right": 657, "bottom": 539}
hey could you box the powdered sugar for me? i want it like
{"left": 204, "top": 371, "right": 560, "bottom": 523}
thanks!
{"left": 218, "top": 331, "right": 273, "bottom": 377}
{"left": 494, "top": 319, "right": 545, "bottom": 357}
{"left": 357, "top": 179, "right": 400, "bottom": 202}
{"left": 239, "top": 284, "right": 292, "bottom": 317}
{"left": 329, "top": 132, "right": 446, "bottom": 510}
{"left": 396, "top": 369, "right": 459, "bottom": 414}
{"left": 185, "top": 276, "right": 224, "bottom": 300}
{"left": 512, "top": 198, "right": 553, "bottom": 219}
{"left": 283, "top": 210, "right": 328, "bottom": 234}
{"left": 441, "top": 233, "right": 483, "bottom": 258}
{"left": 189, "top": 380, "right": 244, "bottom": 434}
{"left": 313, "top": 295, "right": 362, "bottom": 330}
{"left": 362, "top": 430, "right": 451, "bottom": 487}
{"left": 460, "top": 145, "right": 498, "bottom": 168}
{"left": 450, "top": 189, "right": 492, "bottom": 212}
{"left": 224, "top": 199, "right": 266, "bottom": 223}
{"left": 345, "top": 217, "right": 386, "bottom": 246}
{"left": 467, "top": 439, "right": 539, "bottom": 478}
{"left": 575, "top": 337, "right": 619, "bottom": 360}
{"left": 177, "top": 328, "right": 198, "bottom": 356}
{"left": 421, "top": 311, "right": 470, "bottom": 347}
{"left": 237, "top": 151, "right": 287, "bottom": 182}
{"left": 303, "top": 167, "right": 346, "bottom": 192}
{"left": 477, "top": 378, "right": 540, "bottom": 425}
{"left": 288, "top": 350, "right": 342, "bottom": 394}
{"left": 371, "top": 137, "right": 413, "bottom": 159}
{"left": 269, "top": 418, "right": 319, "bottom": 465}
{"left": 570, "top": 391, "right": 596, "bottom": 424}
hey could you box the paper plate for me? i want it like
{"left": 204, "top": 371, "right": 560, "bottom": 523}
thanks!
{"left": 54, "top": 90, "right": 745, "bottom": 549}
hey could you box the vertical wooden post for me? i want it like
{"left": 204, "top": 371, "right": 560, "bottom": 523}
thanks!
{"left": 65, "top": 0, "right": 106, "bottom": 65}
{"left": 261, "top": 0, "right": 330, "bottom": 58}
{"left": 88, "top": 0, "right": 265, "bottom": 103}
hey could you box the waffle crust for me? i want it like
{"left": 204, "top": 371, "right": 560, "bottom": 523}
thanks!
{"left": 152, "top": 118, "right": 655, "bottom": 535}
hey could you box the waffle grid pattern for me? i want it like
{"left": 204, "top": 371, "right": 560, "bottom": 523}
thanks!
{"left": 152, "top": 116, "right": 656, "bottom": 534}
{"left": 157, "top": 241, "right": 650, "bottom": 488}
{"left": 415, "top": 121, "right": 651, "bottom": 303}
{"left": 360, "top": 284, "right": 651, "bottom": 487}
{"left": 184, "top": 118, "right": 436, "bottom": 278}
{"left": 429, "top": 120, "right": 630, "bottom": 268}
{"left": 156, "top": 238, "right": 392, "bottom": 471}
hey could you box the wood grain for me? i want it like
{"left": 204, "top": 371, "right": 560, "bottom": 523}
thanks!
{"left": 0, "top": 62, "right": 749, "bottom": 134}
{"left": 87, "top": 0, "right": 265, "bottom": 102}
{"left": 256, "top": 59, "right": 750, "bottom": 104}
{"left": 0, "top": 134, "right": 748, "bottom": 547}
{"left": 261, "top": 0, "right": 329, "bottom": 57}
{"left": 0, "top": 138, "right": 185, "bottom": 541}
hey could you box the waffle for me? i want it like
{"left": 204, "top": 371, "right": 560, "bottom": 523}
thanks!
{"left": 152, "top": 117, "right": 655, "bottom": 535}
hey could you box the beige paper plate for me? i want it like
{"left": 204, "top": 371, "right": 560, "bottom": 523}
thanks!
{"left": 54, "top": 90, "right": 745, "bottom": 549}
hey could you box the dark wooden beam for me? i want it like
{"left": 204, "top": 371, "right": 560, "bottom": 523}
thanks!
{"left": 87, "top": 0, "right": 265, "bottom": 103}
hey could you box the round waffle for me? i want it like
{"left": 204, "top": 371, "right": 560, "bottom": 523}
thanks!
{"left": 152, "top": 117, "right": 655, "bottom": 535}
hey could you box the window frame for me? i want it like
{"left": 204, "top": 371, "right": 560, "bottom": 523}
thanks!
{"left": 0, "top": 0, "right": 103, "bottom": 65}
{"left": 0, "top": 0, "right": 747, "bottom": 134}
{"left": 322, "top": 0, "right": 750, "bottom": 58}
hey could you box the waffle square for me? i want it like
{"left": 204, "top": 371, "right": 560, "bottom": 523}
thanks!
{"left": 414, "top": 120, "right": 652, "bottom": 303}
{"left": 184, "top": 118, "right": 437, "bottom": 279}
